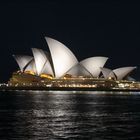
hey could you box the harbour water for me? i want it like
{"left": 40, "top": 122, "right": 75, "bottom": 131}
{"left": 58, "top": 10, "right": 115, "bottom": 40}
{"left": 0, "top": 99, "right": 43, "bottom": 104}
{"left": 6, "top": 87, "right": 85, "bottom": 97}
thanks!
{"left": 0, "top": 91, "right": 140, "bottom": 139}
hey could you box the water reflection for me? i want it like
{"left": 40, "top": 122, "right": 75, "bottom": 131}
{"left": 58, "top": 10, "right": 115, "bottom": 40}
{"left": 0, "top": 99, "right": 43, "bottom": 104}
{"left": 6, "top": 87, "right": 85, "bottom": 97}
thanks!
{"left": 0, "top": 91, "right": 140, "bottom": 139}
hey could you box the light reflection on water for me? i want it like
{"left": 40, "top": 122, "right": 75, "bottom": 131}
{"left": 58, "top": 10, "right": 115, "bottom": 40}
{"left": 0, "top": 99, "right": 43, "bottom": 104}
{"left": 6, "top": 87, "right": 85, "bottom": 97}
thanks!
{"left": 0, "top": 91, "right": 140, "bottom": 139}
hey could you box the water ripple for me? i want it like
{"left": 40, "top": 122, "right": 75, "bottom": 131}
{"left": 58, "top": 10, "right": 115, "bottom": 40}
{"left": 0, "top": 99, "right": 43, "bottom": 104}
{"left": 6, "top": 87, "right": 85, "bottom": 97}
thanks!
{"left": 0, "top": 91, "right": 140, "bottom": 139}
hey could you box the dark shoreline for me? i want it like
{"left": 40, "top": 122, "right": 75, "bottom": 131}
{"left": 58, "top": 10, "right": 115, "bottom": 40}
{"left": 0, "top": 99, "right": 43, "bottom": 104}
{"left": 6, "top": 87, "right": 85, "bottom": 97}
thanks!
{"left": 1, "top": 86, "right": 140, "bottom": 92}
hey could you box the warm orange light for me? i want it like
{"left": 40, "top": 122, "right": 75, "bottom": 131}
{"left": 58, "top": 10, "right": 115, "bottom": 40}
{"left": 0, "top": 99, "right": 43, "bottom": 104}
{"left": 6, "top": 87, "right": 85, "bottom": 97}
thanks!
{"left": 40, "top": 74, "right": 53, "bottom": 79}
{"left": 24, "top": 70, "right": 35, "bottom": 75}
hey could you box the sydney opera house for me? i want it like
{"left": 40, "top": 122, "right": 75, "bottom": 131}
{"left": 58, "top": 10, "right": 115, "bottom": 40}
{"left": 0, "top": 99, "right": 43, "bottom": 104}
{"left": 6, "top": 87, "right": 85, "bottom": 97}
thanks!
{"left": 7, "top": 37, "right": 140, "bottom": 90}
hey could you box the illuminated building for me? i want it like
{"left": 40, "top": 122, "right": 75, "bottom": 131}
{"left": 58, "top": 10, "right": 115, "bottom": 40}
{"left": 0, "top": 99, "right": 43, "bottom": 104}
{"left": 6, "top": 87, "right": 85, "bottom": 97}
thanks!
{"left": 100, "top": 67, "right": 136, "bottom": 80}
{"left": 7, "top": 37, "right": 139, "bottom": 90}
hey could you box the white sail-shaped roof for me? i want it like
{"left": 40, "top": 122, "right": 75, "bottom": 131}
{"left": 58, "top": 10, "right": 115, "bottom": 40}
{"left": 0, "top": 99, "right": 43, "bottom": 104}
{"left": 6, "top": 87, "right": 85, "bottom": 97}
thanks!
{"left": 13, "top": 55, "right": 33, "bottom": 72}
{"left": 41, "top": 51, "right": 54, "bottom": 76}
{"left": 125, "top": 76, "right": 136, "bottom": 81}
{"left": 45, "top": 37, "right": 78, "bottom": 78}
{"left": 32, "top": 48, "right": 48, "bottom": 75}
{"left": 108, "top": 71, "right": 117, "bottom": 79}
{"left": 100, "top": 67, "right": 112, "bottom": 79}
{"left": 80, "top": 57, "right": 108, "bottom": 77}
{"left": 66, "top": 63, "right": 92, "bottom": 77}
{"left": 24, "top": 59, "right": 36, "bottom": 73}
{"left": 100, "top": 67, "right": 116, "bottom": 79}
{"left": 41, "top": 62, "right": 54, "bottom": 76}
{"left": 113, "top": 67, "right": 137, "bottom": 80}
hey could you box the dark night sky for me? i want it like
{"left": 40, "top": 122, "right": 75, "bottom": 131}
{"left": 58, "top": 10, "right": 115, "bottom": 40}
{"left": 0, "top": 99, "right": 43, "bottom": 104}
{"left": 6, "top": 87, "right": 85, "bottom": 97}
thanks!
{"left": 0, "top": 1, "right": 140, "bottom": 82}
